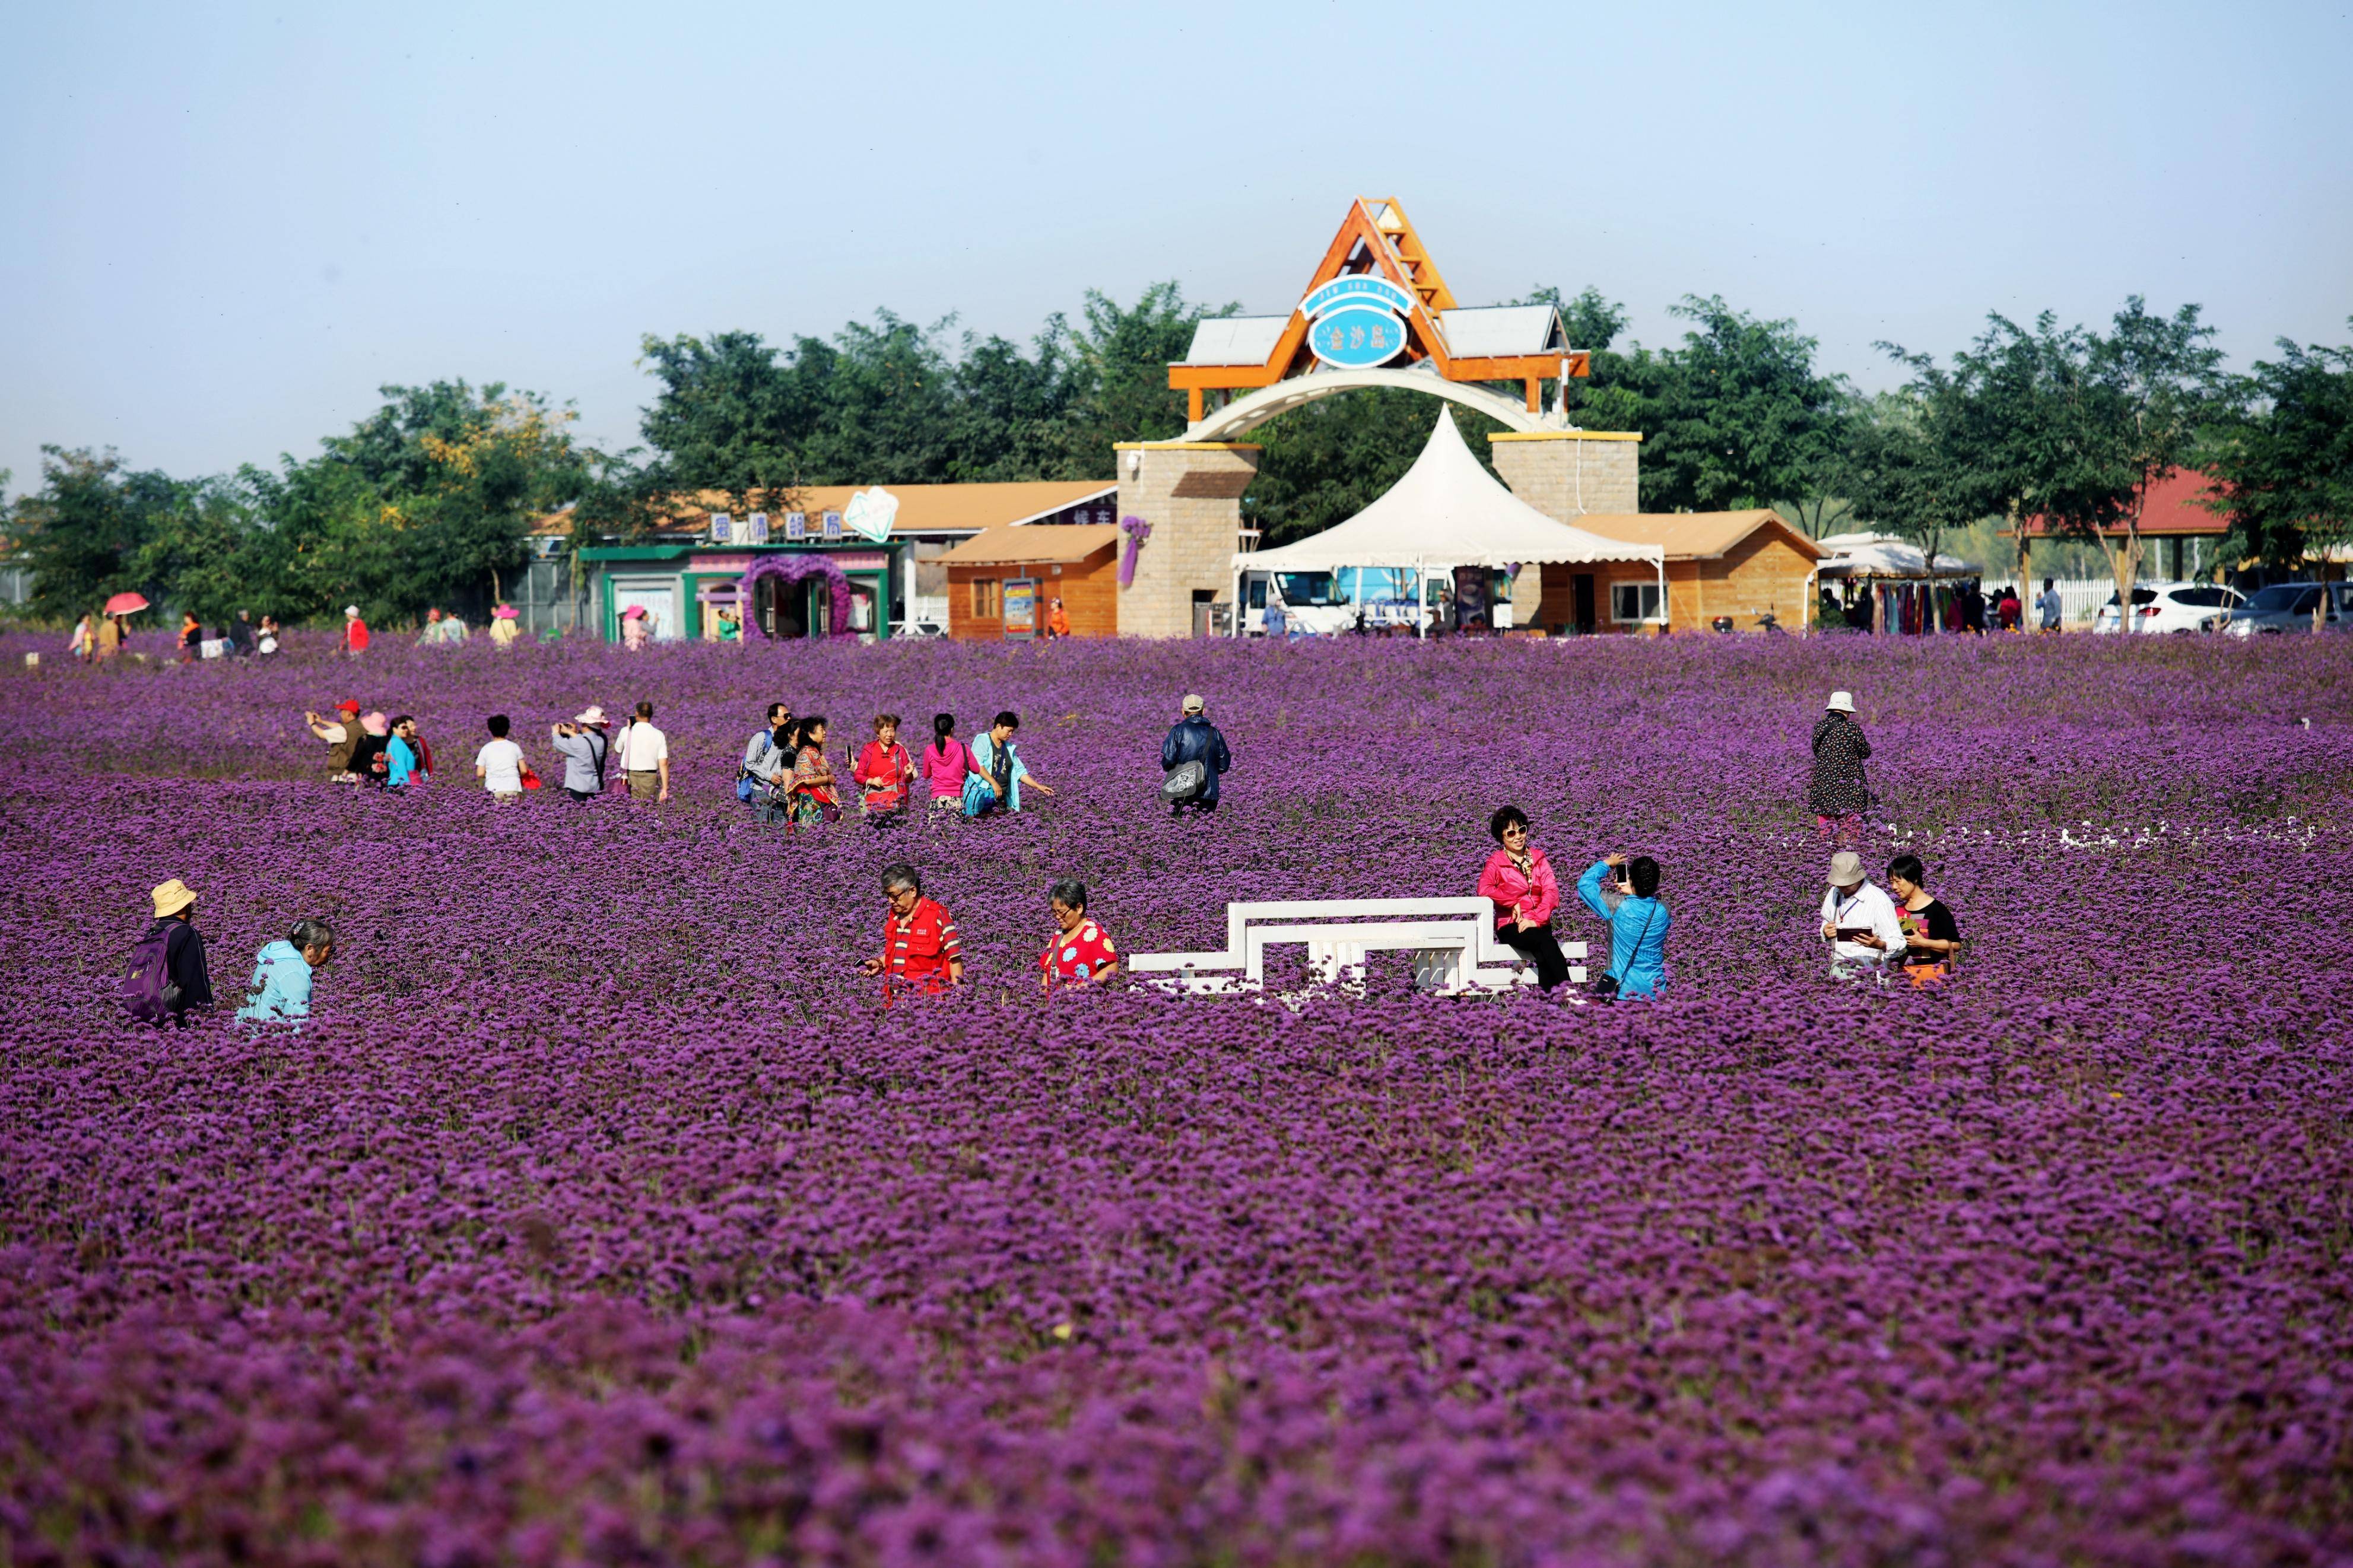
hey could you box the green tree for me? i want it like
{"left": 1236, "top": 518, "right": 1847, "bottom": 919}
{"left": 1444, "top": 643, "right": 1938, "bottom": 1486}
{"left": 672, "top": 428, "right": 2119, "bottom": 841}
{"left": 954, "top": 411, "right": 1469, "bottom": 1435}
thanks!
{"left": 2034, "top": 299, "right": 2229, "bottom": 617}
{"left": 12, "top": 448, "right": 201, "bottom": 619}
{"left": 2205, "top": 325, "right": 2353, "bottom": 596}
{"left": 1841, "top": 389, "right": 1985, "bottom": 581}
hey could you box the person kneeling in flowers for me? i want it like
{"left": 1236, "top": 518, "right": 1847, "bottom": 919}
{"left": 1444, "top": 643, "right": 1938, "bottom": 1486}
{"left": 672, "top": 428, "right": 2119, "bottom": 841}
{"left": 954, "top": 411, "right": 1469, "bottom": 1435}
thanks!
{"left": 237, "top": 918, "right": 335, "bottom": 1025}
{"left": 1040, "top": 879, "right": 1117, "bottom": 991}
{"left": 861, "top": 864, "right": 962, "bottom": 1002}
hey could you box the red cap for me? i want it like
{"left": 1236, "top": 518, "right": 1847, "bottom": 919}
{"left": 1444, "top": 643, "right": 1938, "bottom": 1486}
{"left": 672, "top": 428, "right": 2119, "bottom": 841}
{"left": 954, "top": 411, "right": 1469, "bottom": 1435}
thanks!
{"left": 336, "top": 699, "right": 360, "bottom": 713}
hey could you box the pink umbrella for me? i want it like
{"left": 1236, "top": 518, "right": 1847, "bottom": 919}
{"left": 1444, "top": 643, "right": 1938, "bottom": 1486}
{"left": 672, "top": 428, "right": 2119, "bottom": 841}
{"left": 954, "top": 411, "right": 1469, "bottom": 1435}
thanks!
{"left": 104, "top": 591, "right": 150, "bottom": 615}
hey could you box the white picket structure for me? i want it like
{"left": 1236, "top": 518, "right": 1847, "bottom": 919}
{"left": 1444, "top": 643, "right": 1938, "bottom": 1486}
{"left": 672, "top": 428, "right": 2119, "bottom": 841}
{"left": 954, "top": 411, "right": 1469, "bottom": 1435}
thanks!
{"left": 1127, "top": 898, "right": 1587, "bottom": 997}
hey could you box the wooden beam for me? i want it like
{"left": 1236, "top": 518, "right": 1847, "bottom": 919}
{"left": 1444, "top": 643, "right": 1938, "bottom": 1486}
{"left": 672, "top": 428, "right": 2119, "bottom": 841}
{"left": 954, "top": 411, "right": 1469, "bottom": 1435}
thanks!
{"left": 1524, "top": 378, "right": 1540, "bottom": 413}
{"left": 1187, "top": 387, "right": 1204, "bottom": 423}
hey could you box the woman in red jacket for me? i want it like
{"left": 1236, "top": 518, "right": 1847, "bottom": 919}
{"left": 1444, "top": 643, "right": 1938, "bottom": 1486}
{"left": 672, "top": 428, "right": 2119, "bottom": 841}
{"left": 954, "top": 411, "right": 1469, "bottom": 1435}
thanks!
{"left": 853, "top": 713, "right": 917, "bottom": 826}
{"left": 1476, "top": 804, "right": 1571, "bottom": 991}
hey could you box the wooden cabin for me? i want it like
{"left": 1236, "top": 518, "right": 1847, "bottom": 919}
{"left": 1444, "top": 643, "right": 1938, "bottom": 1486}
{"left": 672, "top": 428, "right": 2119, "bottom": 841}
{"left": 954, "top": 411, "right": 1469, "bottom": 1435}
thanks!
{"left": 939, "top": 524, "right": 1121, "bottom": 640}
{"left": 1522, "top": 510, "right": 1828, "bottom": 634}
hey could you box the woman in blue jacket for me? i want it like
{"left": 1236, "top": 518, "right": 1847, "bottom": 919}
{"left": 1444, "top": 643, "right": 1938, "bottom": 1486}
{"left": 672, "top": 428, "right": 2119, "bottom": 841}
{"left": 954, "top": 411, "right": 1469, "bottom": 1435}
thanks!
{"left": 237, "top": 918, "right": 335, "bottom": 1024}
{"left": 1577, "top": 853, "right": 1671, "bottom": 998}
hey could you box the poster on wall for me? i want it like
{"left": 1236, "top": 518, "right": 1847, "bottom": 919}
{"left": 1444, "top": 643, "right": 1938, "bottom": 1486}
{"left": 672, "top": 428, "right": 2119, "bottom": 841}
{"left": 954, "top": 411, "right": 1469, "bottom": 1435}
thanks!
{"left": 1004, "top": 578, "right": 1038, "bottom": 639}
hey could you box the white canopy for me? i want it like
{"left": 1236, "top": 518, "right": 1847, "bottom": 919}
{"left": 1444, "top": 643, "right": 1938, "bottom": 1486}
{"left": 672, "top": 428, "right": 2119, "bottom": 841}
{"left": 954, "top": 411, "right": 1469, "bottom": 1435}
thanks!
{"left": 1235, "top": 411, "right": 1666, "bottom": 573}
{"left": 1817, "top": 531, "right": 1977, "bottom": 579}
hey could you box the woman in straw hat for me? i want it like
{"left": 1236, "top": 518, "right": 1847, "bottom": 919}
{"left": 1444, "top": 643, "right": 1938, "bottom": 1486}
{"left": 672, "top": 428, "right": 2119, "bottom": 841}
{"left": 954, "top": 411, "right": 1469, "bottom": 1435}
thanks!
{"left": 138, "top": 879, "right": 214, "bottom": 1024}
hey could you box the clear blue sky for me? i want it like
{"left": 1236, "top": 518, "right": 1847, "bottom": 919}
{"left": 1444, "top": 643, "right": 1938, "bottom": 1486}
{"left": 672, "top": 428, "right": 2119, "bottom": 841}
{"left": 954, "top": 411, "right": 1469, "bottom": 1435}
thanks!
{"left": 3, "top": 0, "right": 2348, "bottom": 494}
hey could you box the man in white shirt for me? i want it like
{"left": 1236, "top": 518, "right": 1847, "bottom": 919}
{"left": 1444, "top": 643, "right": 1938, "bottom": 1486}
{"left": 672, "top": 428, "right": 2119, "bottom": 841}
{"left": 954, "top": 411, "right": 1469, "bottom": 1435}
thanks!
{"left": 618, "top": 699, "right": 669, "bottom": 802}
{"left": 474, "top": 714, "right": 526, "bottom": 803}
{"left": 1819, "top": 850, "right": 1907, "bottom": 979}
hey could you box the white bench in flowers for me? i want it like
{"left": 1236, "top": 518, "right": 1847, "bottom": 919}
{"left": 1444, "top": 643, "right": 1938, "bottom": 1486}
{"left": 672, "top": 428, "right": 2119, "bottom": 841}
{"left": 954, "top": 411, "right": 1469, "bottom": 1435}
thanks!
{"left": 1126, "top": 897, "right": 1587, "bottom": 997}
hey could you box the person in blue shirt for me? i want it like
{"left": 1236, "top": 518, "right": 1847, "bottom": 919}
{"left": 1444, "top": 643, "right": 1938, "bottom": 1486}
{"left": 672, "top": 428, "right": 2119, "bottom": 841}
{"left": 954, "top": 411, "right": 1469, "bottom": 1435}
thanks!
{"left": 386, "top": 713, "right": 424, "bottom": 788}
{"left": 966, "top": 711, "right": 1056, "bottom": 817}
{"left": 237, "top": 918, "right": 335, "bottom": 1025}
{"left": 1577, "top": 853, "right": 1671, "bottom": 998}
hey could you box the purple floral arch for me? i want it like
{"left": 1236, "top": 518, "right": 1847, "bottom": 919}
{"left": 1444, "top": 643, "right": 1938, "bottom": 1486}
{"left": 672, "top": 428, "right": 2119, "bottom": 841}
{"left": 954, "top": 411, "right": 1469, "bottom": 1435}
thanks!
{"left": 739, "top": 555, "right": 855, "bottom": 641}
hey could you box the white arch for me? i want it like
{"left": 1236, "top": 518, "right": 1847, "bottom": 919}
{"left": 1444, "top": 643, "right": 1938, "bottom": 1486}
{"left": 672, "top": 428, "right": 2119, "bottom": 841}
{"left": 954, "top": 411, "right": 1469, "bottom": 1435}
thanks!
{"left": 1185, "top": 365, "right": 1560, "bottom": 442}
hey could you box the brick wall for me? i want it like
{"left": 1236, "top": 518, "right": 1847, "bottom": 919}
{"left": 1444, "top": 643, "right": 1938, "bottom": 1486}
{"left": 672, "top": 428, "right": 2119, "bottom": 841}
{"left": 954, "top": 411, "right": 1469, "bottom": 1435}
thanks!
{"left": 1113, "top": 444, "right": 1261, "bottom": 638}
{"left": 1488, "top": 433, "right": 1641, "bottom": 521}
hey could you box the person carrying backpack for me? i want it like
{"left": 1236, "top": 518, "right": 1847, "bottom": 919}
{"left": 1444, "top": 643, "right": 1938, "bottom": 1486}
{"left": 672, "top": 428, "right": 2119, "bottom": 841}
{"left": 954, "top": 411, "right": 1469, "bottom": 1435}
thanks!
{"left": 122, "top": 879, "right": 214, "bottom": 1026}
{"left": 1160, "top": 694, "right": 1232, "bottom": 816}
{"left": 738, "top": 702, "right": 790, "bottom": 809}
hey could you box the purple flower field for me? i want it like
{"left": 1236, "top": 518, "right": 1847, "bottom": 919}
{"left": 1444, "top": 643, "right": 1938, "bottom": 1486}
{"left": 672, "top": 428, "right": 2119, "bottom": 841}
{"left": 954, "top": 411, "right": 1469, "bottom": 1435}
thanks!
{"left": 2, "top": 629, "right": 2349, "bottom": 1566}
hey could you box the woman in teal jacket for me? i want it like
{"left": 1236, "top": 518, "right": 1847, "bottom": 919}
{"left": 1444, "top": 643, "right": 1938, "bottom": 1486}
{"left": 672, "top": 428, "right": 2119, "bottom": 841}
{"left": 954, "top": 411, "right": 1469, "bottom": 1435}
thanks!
{"left": 1577, "top": 854, "right": 1670, "bottom": 998}
{"left": 237, "top": 918, "right": 335, "bottom": 1023}
{"left": 964, "top": 711, "right": 1057, "bottom": 817}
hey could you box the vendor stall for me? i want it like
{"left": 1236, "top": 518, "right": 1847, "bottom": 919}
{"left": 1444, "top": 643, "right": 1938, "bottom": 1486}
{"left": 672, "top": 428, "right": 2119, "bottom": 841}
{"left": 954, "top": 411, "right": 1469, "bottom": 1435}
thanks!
{"left": 1817, "top": 532, "right": 1980, "bottom": 634}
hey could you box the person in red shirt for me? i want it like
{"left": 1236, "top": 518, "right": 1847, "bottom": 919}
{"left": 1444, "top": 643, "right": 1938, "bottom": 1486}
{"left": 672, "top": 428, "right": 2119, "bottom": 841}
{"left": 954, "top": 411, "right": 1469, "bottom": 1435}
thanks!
{"left": 1039, "top": 879, "right": 1117, "bottom": 991}
{"left": 342, "top": 604, "right": 370, "bottom": 656}
{"left": 853, "top": 713, "right": 917, "bottom": 825}
{"left": 1475, "top": 804, "right": 1571, "bottom": 991}
{"left": 860, "top": 864, "right": 962, "bottom": 1003}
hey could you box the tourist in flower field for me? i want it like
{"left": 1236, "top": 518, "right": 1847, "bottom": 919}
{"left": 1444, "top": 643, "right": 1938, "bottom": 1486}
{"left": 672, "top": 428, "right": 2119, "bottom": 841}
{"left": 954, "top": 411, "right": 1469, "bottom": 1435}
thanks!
{"left": 1160, "top": 693, "right": 1232, "bottom": 816}
{"left": 385, "top": 714, "right": 425, "bottom": 789}
{"left": 861, "top": 863, "right": 963, "bottom": 1001}
{"left": 1820, "top": 850, "right": 1907, "bottom": 979}
{"left": 617, "top": 700, "right": 670, "bottom": 803}
{"left": 256, "top": 614, "right": 281, "bottom": 654}
{"left": 1808, "top": 690, "right": 1873, "bottom": 847}
{"left": 94, "top": 612, "right": 126, "bottom": 661}
{"left": 1997, "top": 584, "right": 2023, "bottom": 631}
{"left": 474, "top": 714, "right": 526, "bottom": 802}
{"left": 747, "top": 714, "right": 798, "bottom": 825}
{"left": 305, "top": 699, "right": 363, "bottom": 781}
{"left": 920, "top": 714, "right": 980, "bottom": 818}
{"left": 784, "top": 715, "right": 842, "bottom": 827}
{"left": 2037, "top": 577, "right": 2064, "bottom": 633}
{"left": 342, "top": 605, "right": 370, "bottom": 656}
{"left": 549, "top": 707, "right": 611, "bottom": 802}
{"left": 1577, "top": 851, "right": 1671, "bottom": 998}
{"left": 1887, "top": 853, "right": 1963, "bottom": 984}
{"left": 177, "top": 611, "right": 202, "bottom": 664}
{"left": 236, "top": 918, "right": 335, "bottom": 1025}
{"left": 122, "top": 878, "right": 213, "bottom": 1025}
{"left": 351, "top": 712, "right": 392, "bottom": 787}
{"left": 739, "top": 702, "right": 790, "bottom": 809}
{"left": 67, "top": 611, "right": 94, "bottom": 661}
{"left": 1478, "top": 806, "right": 1571, "bottom": 992}
{"left": 1040, "top": 879, "right": 1118, "bottom": 990}
{"left": 488, "top": 605, "right": 521, "bottom": 648}
{"left": 967, "top": 711, "right": 1053, "bottom": 817}
{"left": 1045, "top": 597, "right": 1072, "bottom": 640}
{"left": 854, "top": 713, "right": 917, "bottom": 825}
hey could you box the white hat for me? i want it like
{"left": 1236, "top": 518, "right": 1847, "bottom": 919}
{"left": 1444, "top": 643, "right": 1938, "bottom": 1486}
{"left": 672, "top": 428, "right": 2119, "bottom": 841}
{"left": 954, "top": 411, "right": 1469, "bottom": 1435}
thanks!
{"left": 1827, "top": 851, "right": 1866, "bottom": 886}
{"left": 344, "top": 605, "right": 360, "bottom": 618}
{"left": 1826, "top": 691, "right": 1855, "bottom": 713}
{"left": 1182, "top": 694, "right": 1205, "bottom": 713}
{"left": 574, "top": 705, "right": 608, "bottom": 726}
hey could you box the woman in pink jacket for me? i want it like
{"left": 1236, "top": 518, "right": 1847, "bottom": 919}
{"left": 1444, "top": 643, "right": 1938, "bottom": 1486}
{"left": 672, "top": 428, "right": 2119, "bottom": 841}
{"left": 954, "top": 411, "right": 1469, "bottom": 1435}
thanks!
{"left": 1477, "top": 805, "right": 1571, "bottom": 991}
{"left": 919, "top": 713, "right": 979, "bottom": 818}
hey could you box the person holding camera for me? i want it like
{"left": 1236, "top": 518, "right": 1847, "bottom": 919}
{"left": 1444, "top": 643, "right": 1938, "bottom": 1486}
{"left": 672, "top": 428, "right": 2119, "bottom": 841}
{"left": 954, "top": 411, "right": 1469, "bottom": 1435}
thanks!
{"left": 549, "top": 707, "right": 611, "bottom": 802}
{"left": 1576, "top": 852, "right": 1671, "bottom": 999}
{"left": 1476, "top": 806, "right": 1570, "bottom": 991}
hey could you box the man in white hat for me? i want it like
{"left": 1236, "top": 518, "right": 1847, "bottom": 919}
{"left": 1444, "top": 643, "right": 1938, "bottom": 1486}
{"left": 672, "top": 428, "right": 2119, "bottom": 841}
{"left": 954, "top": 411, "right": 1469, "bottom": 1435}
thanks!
{"left": 549, "top": 706, "right": 611, "bottom": 802}
{"left": 1819, "top": 851, "right": 1906, "bottom": 979}
{"left": 1160, "top": 694, "right": 1231, "bottom": 816}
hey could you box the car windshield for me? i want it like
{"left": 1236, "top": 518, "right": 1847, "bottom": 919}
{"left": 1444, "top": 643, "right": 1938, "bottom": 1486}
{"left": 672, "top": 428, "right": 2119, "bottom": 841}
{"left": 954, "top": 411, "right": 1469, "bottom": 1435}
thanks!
{"left": 2246, "top": 584, "right": 2320, "bottom": 613}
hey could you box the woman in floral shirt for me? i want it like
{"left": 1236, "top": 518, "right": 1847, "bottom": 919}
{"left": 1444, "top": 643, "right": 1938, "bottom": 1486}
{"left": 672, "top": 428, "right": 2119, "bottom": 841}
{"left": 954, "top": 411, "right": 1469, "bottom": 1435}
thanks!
{"left": 1039, "top": 879, "right": 1117, "bottom": 991}
{"left": 786, "top": 715, "right": 842, "bottom": 829}
{"left": 1807, "top": 690, "right": 1873, "bottom": 847}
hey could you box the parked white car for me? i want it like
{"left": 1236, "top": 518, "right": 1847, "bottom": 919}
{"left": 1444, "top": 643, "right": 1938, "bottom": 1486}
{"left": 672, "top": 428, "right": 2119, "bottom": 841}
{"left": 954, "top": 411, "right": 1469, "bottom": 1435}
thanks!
{"left": 2091, "top": 581, "right": 2244, "bottom": 634}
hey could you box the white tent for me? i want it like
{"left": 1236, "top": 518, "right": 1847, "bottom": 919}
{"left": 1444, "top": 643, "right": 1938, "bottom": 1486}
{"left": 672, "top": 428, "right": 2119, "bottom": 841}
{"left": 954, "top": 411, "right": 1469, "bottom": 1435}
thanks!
{"left": 1817, "top": 531, "right": 1977, "bottom": 579}
{"left": 1232, "top": 412, "right": 1663, "bottom": 635}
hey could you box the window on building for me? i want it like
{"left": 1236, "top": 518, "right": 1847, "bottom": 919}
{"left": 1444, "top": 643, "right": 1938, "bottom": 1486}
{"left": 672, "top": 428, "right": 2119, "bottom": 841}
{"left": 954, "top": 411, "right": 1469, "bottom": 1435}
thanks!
{"left": 972, "top": 578, "right": 1001, "bottom": 618}
{"left": 1611, "top": 580, "right": 1665, "bottom": 623}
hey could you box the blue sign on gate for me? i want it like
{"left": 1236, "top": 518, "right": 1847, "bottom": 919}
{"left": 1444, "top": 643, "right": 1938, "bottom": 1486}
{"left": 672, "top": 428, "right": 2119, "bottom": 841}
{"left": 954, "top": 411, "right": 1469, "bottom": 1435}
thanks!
{"left": 1299, "top": 275, "right": 1417, "bottom": 370}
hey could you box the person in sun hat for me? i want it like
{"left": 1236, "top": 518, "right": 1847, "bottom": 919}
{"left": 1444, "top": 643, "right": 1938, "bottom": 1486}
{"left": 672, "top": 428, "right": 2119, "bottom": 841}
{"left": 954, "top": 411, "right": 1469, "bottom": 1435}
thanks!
{"left": 1819, "top": 850, "right": 1906, "bottom": 981}
{"left": 1807, "top": 690, "right": 1872, "bottom": 850}
{"left": 304, "top": 698, "right": 365, "bottom": 780}
{"left": 488, "top": 604, "right": 521, "bottom": 649}
{"left": 1160, "top": 694, "right": 1231, "bottom": 816}
{"left": 550, "top": 705, "right": 612, "bottom": 802}
{"left": 137, "top": 878, "right": 214, "bottom": 1024}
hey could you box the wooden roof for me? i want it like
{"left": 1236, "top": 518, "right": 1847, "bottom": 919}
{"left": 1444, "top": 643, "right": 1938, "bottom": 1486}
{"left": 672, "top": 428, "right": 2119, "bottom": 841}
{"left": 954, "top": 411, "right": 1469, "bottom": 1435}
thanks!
{"left": 1567, "top": 510, "right": 1829, "bottom": 563}
{"left": 938, "top": 524, "right": 1120, "bottom": 567}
